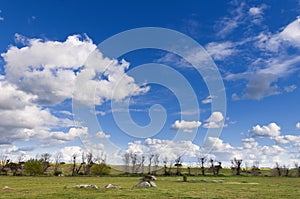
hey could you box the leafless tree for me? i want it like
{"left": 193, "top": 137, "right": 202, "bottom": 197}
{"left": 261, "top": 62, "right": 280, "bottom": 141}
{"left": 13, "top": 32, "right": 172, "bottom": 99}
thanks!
{"left": 153, "top": 154, "right": 159, "bottom": 175}
{"left": 209, "top": 159, "right": 216, "bottom": 175}
{"left": 231, "top": 158, "right": 242, "bottom": 175}
{"left": 130, "top": 153, "right": 137, "bottom": 173}
{"left": 148, "top": 154, "right": 154, "bottom": 174}
{"left": 175, "top": 156, "right": 182, "bottom": 176}
{"left": 163, "top": 157, "right": 168, "bottom": 175}
{"left": 275, "top": 162, "right": 281, "bottom": 176}
{"left": 53, "top": 152, "right": 63, "bottom": 174}
{"left": 295, "top": 163, "right": 300, "bottom": 177}
{"left": 84, "top": 152, "right": 95, "bottom": 175}
{"left": 251, "top": 161, "right": 260, "bottom": 176}
{"left": 40, "top": 153, "right": 51, "bottom": 173}
{"left": 123, "top": 153, "right": 130, "bottom": 174}
{"left": 198, "top": 157, "right": 206, "bottom": 176}
{"left": 141, "top": 155, "right": 145, "bottom": 174}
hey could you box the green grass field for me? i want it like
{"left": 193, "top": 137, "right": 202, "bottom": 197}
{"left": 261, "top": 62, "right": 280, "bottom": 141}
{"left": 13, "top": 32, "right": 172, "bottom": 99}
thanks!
{"left": 1, "top": 175, "right": 300, "bottom": 199}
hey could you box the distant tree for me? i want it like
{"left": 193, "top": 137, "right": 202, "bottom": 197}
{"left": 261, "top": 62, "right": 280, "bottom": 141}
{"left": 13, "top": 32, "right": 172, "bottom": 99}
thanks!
{"left": 90, "top": 163, "right": 111, "bottom": 175}
{"left": 84, "top": 152, "right": 95, "bottom": 175}
{"left": 209, "top": 159, "right": 216, "bottom": 175}
{"left": 123, "top": 153, "right": 130, "bottom": 174}
{"left": 275, "top": 162, "right": 281, "bottom": 176}
{"left": 295, "top": 163, "right": 300, "bottom": 177}
{"left": 231, "top": 158, "right": 242, "bottom": 175}
{"left": 153, "top": 154, "right": 159, "bottom": 175}
{"left": 141, "top": 155, "right": 145, "bottom": 174}
{"left": 175, "top": 156, "right": 182, "bottom": 176}
{"left": 40, "top": 153, "right": 51, "bottom": 173}
{"left": 24, "top": 159, "right": 44, "bottom": 176}
{"left": 163, "top": 157, "right": 168, "bottom": 175}
{"left": 148, "top": 154, "right": 154, "bottom": 174}
{"left": 215, "top": 161, "right": 222, "bottom": 175}
{"left": 199, "top": 157, "right": 206, "bottom": 176}
{"left": 131, "top": 153, "right": 137, "bottom": 173}
{"left": 251, "top": 161, "right": 260, "bottom": 176}
{"left": 53, "top": 152, "right": 63, "bottom": 175}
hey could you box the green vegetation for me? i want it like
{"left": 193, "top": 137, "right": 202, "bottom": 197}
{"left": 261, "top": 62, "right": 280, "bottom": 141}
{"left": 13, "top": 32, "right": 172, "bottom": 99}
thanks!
{"left": 1, "top": 175, "right": 300, "bottom": 198}
{"left": 90, "top": 163, "right": 111, "bottom": 176}
{"left": 23, "top": 159, "right": 44, "bottom": 176}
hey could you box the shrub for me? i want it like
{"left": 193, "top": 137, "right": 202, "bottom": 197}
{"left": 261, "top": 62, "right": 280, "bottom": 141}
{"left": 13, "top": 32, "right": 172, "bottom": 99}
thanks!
{"left": 90, "top": 163, "right": 111, "bottom": 176}
{"left": 24, "top": 159, "right": 44, "bottom": 176}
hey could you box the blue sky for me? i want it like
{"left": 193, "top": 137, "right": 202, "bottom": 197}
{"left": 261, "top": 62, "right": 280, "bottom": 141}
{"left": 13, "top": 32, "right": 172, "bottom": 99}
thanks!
{"left": 0, "top": 0, "right": 300, "bottom": 168}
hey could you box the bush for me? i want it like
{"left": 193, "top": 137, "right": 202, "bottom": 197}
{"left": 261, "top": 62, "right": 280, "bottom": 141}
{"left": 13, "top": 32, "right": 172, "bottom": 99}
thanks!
{"left": 24, "top": 159, "right": 44, "bottom": 176}
{"left": 90, "top": 163, "right": 111, "bottom": 176}
{"left": 54, "top": 170, "right": 62, "bottom": 176}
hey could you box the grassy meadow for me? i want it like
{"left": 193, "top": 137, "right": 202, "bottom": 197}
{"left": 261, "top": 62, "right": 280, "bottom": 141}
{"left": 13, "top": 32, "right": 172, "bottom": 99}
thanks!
{"left": 1, "top": 175, "right": 300, "bottom": 199}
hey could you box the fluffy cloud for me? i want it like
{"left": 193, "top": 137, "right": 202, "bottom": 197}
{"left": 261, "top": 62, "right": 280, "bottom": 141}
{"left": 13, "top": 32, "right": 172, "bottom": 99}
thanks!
{"left": 203, "top": 112, "right": 225, "bottom": 128}
{"left": 126, "top": 138, "right": 200, "bottom": 160}
{"left": 249, "top": 122, "right": 281, "bottom": 137}
{"left": 2, "top": 34, "right": 148, "bottom": 106}
{"left": 202, "top": 95, "right": 215, "bottom": 104}
{"left": 205, "top": 41, "right": 237, "bottom": 60}
{"left": 51, "top": 127, "right": 88, "bottom": 141}
{"left": 171, "top": 120, "right": 201, "bottom": 132}
{"left": 296, "top": 122, "right": 300, "bottom": 129}
{"left": 1, "top": 35, "right": 96, "bottom": 105}
{"left": 273, "top": 135, "right": 300, "bottom": 144}
{"left": 96, "top": 131, "right": 111, "bottom": 139}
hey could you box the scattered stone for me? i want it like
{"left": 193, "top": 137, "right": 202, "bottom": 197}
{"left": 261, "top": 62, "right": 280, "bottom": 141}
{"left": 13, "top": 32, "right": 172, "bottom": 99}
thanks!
{"left": 73, "top": 184, "right": 98, "bottom": 189}
{"left": 211, "top": 180, "right": 223, "bottom": 183}
{"left": 134, "top": 181, "right": 151, "bottom": 188}
{"left": 3, "top": 186, "right": 14, "bottom": 190}
{"left": 201, "top": 179, "right": 208, "bottom": 182}
{"left": 104, "top": 184, "right": 121, "bottom": 189}
{"left": 148, "top": 181, "right": 157, "bottom": 187}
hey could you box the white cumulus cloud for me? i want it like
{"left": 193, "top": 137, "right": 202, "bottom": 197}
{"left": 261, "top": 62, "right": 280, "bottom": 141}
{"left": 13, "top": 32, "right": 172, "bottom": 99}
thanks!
{"left": 171, "top": 120, "right": 201, "bottom": 132}
{"left": 249, "top": 122, "right": 281, "bottom": 137}
{"left": 203, "top": 112, "right": 225, "bottom": 128}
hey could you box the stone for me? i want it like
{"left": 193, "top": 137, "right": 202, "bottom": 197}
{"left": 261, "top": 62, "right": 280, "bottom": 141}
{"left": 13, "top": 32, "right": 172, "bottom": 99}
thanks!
{"left": 73, "top": 184, "right": 98, "bottom": 189}
{"left": 104, "top": 184, "right": 121, "bottom": 189}
{"left": 3, "top": 186, "right": 14, "bottom": 190}
{"left": 134, "top": 181, "right": 151, "bottom": 188}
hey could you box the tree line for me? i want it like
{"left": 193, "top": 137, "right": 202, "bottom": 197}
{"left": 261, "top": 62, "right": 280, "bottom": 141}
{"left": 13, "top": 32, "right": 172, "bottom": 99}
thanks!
{"left": 1, "top": 152, "right": 300, "bottom": 177}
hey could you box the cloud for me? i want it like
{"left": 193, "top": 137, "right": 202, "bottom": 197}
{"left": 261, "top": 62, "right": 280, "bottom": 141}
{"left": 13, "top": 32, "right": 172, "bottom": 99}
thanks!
{"left": 126, "top": 138, "right": 200, "bottom": 160}
{"left": 96, "top": 131, "right": 111, "bottom": 139}
{"left": 1, "top": 34, "right": 96, "bottom": 105}
{"left": 249, "top": 7, "right": 263, "bottom": 15}
{"left": 51, "top": 127, "right": 88, "bottom": 141}
{"left": 215, "top": 1, "right": 246, "bottom": 37}
{"left": 296, "top": 122, "right": 300, "bottom": 129}
{"left": 171, "top": 120, "right": 201, "bottom": 132}
{"left": 273, "top": 135, "right": 300, "bottom": 144}
{"left": 2, "top": 34, "right": 148, "bottom": 106}
{"left": 284, "top": 84, "right": 297, "bottom": 93}
{"left": 205, "top": 41, "right": 237, "bottom": 61}
{"left": 202, "top": 95, "right": 215, "bottom": 104}
{"left": 249, "top": 122, "right": 281, "bottom": 137}
{"left": 203, "top": 112, "right": 225, "bottom": 128}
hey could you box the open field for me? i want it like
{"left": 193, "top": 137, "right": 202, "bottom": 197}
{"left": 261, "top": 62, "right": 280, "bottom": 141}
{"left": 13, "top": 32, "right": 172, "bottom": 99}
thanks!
{"left": 1, "top": 176, "right": 300, "bottom": 199}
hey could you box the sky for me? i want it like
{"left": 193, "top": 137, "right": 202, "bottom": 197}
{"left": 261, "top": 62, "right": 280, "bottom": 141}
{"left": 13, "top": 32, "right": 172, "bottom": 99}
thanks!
{"left": 0, "top": 0, "right": 300, "bottom": 168}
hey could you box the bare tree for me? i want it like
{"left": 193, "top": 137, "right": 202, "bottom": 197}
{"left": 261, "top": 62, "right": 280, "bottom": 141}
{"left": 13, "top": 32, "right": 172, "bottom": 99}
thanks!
{"left": 209, "top": 159, "right": 216, "bottom": 175}
{"left": 175, "top": 156, "right": 182, "bottom": 176}
{"left": 275, "top": 162, "right": 281, "bottom": 176}
{"left": 123, "top": 153, "right": 130, "bottom": 174}
{"left": 53, "top": 152, "right": 63, "bottom": 174}
{"left": 251, "top": 161, "right": 260, "bottom": 176}
{"left": 231, "top": 158, "right": 242, "bottom": 175}
{"left": 163, "top": 157, "right": 168, "bottom": 175}
{"left": 84, "top": 152, "right": 95, "bottom": 175}
{"left": 141, "top": 155, "right": 145, "bottom": 174}
{"left": 40, "top": 153, "right": 51, "bottom": 173}
{"left": 130, "top": 153, "right": 137, "bottom": 173}
{"left": 153, "top": 154, "right": 159, "bottom": 175}
{"left": 295, "top": 163, "right": 300, "bottom": 177}
{"left": 215, "top": 161, "right": 222, "bottom": 175}
{"left": 148, "top": 154, "right": 154, "bottom": 174}
{"left": 198, "top": 157, "right": 206, "bottom": 176}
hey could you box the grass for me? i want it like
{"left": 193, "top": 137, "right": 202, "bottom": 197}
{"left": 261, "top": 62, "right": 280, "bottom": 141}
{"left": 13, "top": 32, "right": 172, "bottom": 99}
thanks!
{"left": 1, "top": 175, "right": 300, "bottom": 198}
